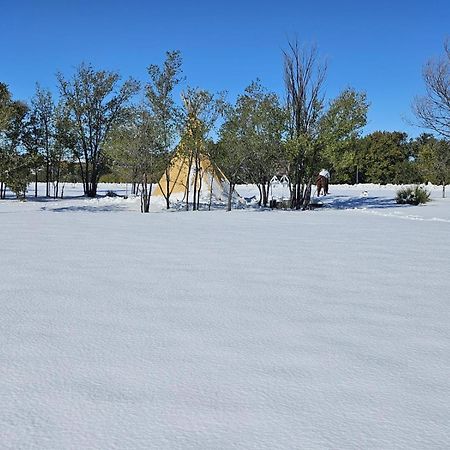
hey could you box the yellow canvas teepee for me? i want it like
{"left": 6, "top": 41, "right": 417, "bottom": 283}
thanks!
{"left": 153, "top": 151, "right": 234, "bottom": 204}
{"left": 154, "top": 103, "right": 240, "bottom": 206}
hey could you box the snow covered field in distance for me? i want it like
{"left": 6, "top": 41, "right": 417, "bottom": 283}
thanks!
{"left": 1, "top": 183, "right": 449, "bottom": 449}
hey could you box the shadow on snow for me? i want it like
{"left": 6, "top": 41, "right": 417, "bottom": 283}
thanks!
{"left": 320, "top": 195, "right": 405, "bottom": 210}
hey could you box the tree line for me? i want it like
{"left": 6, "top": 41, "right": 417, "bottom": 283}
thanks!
{"left": 1, "top": 39, "right": 449, "bottom": 210}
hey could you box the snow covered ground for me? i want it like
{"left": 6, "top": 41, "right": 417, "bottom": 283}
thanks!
{"left": 1, "top": 183, "right": 449, "bottom": 449}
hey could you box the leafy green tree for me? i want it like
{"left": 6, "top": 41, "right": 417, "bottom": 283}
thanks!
{"left": 239, "top": 81, "right": 287, "bottom": 206}
{"left": 0, "top": 85, "right": 30, "bottom": 199}
{"left": 0, "top": 83, "right": 15, "bottom": 197}
{"left": 358, "top": 131, "right": 413, "bottom": 184}
{"left": 30, "top": 85, "right": 55, "bottom": 196}
{"left": 0, "top": 83, "right": 15, "bottom": 130}
{"left": 417, "top": 135, "right": 450, "bottom": 197}
{"left": 4, "top": 153, "right": 32, "bottom": 199}
{"left": 180, "top": 87, "right": 225, "bottom": 210}
{"left": 21, "top": 110, "right": 45, "bottom": 197}
{"left": 107, "top": 106, "right": 165, "bottom": 213}
{"left": 217, "top": 82, "right": 287, "bottom": 209}
{"left": 218, "top": 102, "right": 252, "bottom": 211}
{"left": 58, "top": 63, "right": 140, "bottom": 197}
{"left": 320, "top": 88, "right": 369, "bottom": 183}
{"left": 146, "top": 51, "right": 183, "bottom": 209}
{"left": 51, "top": 103, "right": 77, "bottom": 198}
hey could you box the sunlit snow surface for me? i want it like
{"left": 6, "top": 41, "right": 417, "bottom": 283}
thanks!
{"left": 1, "top": 184, "right": 449, "bottom": 449}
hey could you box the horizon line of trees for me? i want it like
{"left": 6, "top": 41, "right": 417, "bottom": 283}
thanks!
{"left": 1, "top": 39, "right": 449, "bottom": 210}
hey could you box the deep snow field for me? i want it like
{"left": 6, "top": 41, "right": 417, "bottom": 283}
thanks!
{"left": 1, "top": 183, "right": 450, "bottom": 449}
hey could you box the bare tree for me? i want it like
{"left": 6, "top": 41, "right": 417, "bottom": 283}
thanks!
{"left": 413, "top": 40, "right": 450, "bottom": 139}
{"left": 283, "top": 39, "right": 327, "bottom": 209}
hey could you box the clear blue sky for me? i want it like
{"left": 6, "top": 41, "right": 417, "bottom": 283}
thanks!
{"left": 1, "top": 0, "right": 448, "bottom": 137}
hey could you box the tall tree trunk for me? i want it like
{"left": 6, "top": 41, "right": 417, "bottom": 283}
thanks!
{"left": 45, "top": 121, "right": 50, "bottom": 198}
{"left": 262, "top": 183, "right": 268, "bottom": 207}
{"left": 92, "top": 178, "right": 98, "bottom": 197}
{"left": 157, "top": 178, "right": 171, "bottom": 209}
{"left": 302, "top": 179, "right": 313, "bottom": 210}
{"left": 185, "top": 154, "right": 194, "bottom": 211}
{"left": 46, "top": 153, "right": 50, "bottom": 197}
{"left": 140, "top": 181, "right": 145, "bottom": 213}
{"left": 85, "top": 158, "right": 91, "bottom": 196}
{"left": 192, "top": 155, "right": 200, "bottom": 211}
{"left": 208, "top": 172, "right": 215, "bottom": 211}
{"left": 54, "top": 159, "right": 61, "bottom": 199}
{"left": 196, "top": 163, "right": 203, "bottom": 210}
{"left": 141, "top": 173, "right": 151, "bottom": 213}
{"left": 77, "top": 157, "right": 86, "bottom": 195}
{"left": 165, "top": 168, "right": 170, "bottom": 209}
{"left": 294, "top": 176, "right": 302, "bottom": 209}
{"left": 257, "top": 184, "right": 262, "bottom": 206}
{"left": 87, "top": 163, "right": 98, "bottom": 197}
{"left": 227, "top": 181, "right": 234, "bottom": 212}
{"left": 34, "top": 169, "right": 38, "bottom": 198}
{"left": 443, "top": 181, "right": 446, "bottom": 198}
{"left": 147, "top": 182, "right": 152, "bottom": 211}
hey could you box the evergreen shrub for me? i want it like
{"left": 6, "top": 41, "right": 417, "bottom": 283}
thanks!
{"left": 396, "top": 185, "right": 430, "bottom": 205}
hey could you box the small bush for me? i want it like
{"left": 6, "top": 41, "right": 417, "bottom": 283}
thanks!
{"left": 105, "top": 190, "right": 119, "bottom": 197}
{"left": 396, "top": 185, "right": 430, "bottom": 205}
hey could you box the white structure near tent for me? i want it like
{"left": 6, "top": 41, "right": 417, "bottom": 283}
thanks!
{"left": 280, "top": 175, "right": 290, "bottom": 200}
{"left": 270, "top": 175, "right": 291, "bottom": 207}
{"left": 269, "top": 176, "right": 282, "bottom": 201}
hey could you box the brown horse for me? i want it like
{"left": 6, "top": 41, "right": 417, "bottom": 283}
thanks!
{"left": 316, "top": 175, "right": 329, "bottom": 196}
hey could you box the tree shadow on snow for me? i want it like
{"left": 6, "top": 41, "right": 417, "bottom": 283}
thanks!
{"left": 42, "top": 204, "right": 130, "bottom": 213}
{"left": 321, "top": 195, "right": 407, "bottom": 210}
{"left": 27, "top": 195, "right": 86, "bottom": 203}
